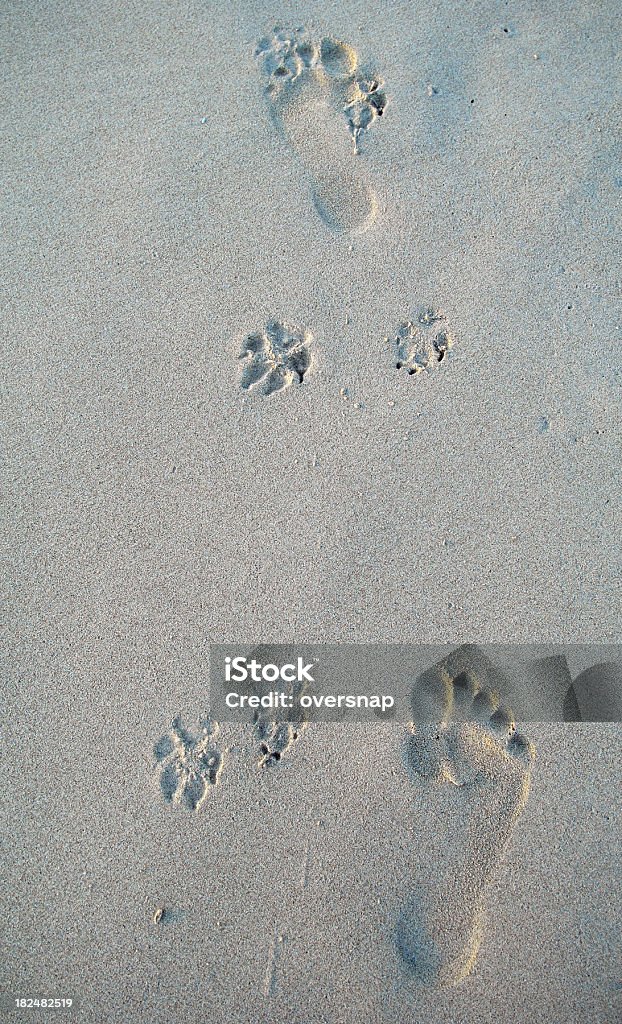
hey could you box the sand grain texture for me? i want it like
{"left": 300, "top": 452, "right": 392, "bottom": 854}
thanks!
{"left": 2, "top": 0, "right": 621, "bottom": 1022}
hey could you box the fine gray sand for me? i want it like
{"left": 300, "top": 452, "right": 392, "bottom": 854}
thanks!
{"left": 2, "top": 1, "right": 621, "bottom": 1022}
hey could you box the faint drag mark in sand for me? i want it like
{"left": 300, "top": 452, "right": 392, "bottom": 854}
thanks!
{"left": 396, "top": 645, "right": 534, "bottom": 986}
{"left": 239, "top": 320, "right": 313, "bottom": 396}
{"left": 391, "top": 308, "right": 454, "bottom": 376}
{"left": 254, "top": 26, "right": 387, "bottom": 234}
{"left": 263, "top": 928, "right": 286, "bottom": 997}
{"left": 301, "top": 838, "right": 311, "bottom": 890}
{"left": 301, "top": 818, "right": 324, "bottom": 890}
{"left": 154, "top": 715, "right": 224, "bottom": 810}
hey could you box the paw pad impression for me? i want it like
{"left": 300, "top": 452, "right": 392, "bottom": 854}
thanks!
{"left": 239, "top": 320, "right": 313, "bottom": 396}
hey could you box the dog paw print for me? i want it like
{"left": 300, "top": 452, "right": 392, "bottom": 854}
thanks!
{"left": 254, "top": 714, "right": 305, "bottom": 767}
{"left": 239, "top": 320, "right": 313, "bottom": 396}
{"left": 254, "top": 26, "right": 318, "bottom": 88}
{"left": 393, "top": 309, "right": 454, "bottom": 375}
{"left": 154, "top": 715, "right": 224, "bottom": 810}
{"left": 345, "top": 75, "right": 387, "bottom": 152}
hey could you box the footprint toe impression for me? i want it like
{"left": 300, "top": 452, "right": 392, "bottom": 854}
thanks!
{"left": 311, "top": 172, "right": 378, "bottom": 235}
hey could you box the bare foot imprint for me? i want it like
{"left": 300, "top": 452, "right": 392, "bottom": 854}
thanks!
{"left": 564, "top": 661, "right": 622, "bottom": 721}
{"left": 254, "top": 26, "right": 386, "bottom": 235}
{"left": 396, "top": 646, "right": 534, "bottom": 987}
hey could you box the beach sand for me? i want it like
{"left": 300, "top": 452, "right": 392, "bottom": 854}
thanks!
{"left": 2, "top": 1, "right": 621, "bottom": 1021}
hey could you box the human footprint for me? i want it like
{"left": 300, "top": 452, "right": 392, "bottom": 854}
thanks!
{"left": 254, "top": 26, "right": 386, "bottom": 234}
{"left": 396, "top": 646, "right": 534, "bottom": 986}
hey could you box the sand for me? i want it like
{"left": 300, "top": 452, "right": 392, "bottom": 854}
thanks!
{"left": 2, "top": 1, "right": 621, "bottom": 1021}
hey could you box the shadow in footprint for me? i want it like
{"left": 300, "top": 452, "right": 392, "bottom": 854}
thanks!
{"left": 564, "top": 661, "right": 622, "bottom": 722}
{"left": 395, "top": 883, "right": 484, "bottom": 988}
